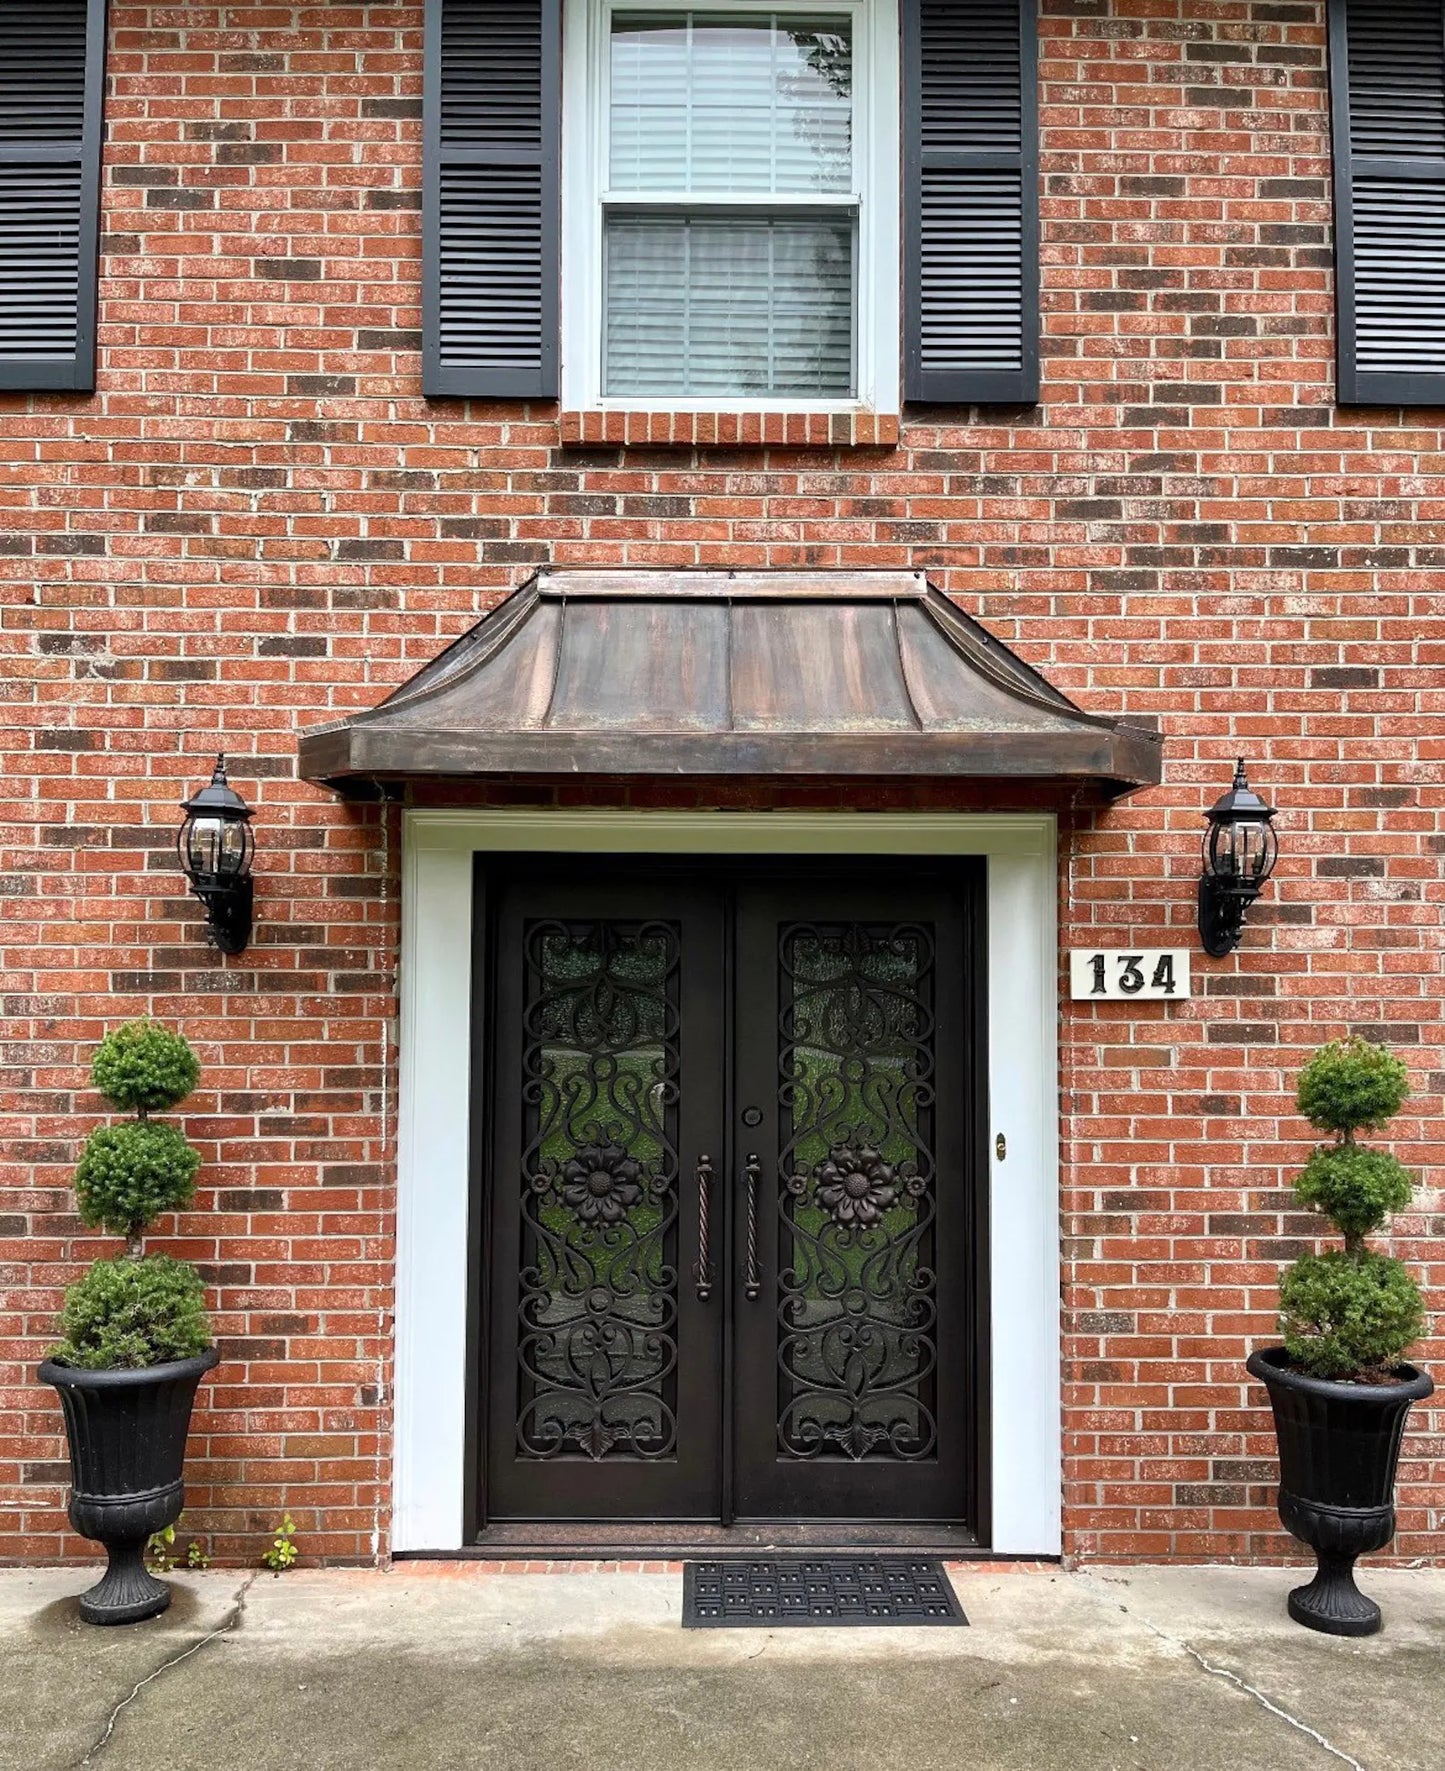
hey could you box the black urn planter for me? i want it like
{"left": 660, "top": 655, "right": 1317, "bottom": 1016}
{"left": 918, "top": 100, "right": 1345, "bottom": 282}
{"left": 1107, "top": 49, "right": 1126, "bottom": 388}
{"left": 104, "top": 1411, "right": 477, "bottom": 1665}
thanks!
{"left": 39, "top": 1347, "right": 219, "bottom": 1625}
{"left": 1247, "top": 1346, "right": 1432, "bottom": 1637}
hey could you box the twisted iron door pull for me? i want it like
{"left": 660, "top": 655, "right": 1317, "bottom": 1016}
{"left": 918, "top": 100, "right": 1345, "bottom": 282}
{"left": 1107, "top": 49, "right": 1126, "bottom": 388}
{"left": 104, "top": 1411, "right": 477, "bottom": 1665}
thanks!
{"left": 742, "top": 1152, "right": 761, "bottom": 1299}
{"left": 692, "top": 1153, "right": 715, "bottom": 1301}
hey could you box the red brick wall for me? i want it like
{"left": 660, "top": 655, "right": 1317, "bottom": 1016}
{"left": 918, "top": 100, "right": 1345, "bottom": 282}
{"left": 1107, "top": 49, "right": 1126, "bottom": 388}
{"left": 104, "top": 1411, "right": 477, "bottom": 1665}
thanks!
{"left": 1, "top": 0, "right": 1440, "bottom": 1567}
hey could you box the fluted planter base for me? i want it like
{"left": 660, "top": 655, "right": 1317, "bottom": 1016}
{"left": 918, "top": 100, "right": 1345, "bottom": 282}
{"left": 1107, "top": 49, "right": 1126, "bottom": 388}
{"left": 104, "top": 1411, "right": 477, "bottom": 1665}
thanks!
{"left": 1286, "top": 1551, "right": 1381, "bottom": 1637}
{"left": 79, "top": 1540, "right": 174, "bottom": 1625}
{"left": 1248, "top": 1347, "right": 1431, "bottom": 1638}
{"left": 39, "top": 1348, "right": 219, "bottom": 1627}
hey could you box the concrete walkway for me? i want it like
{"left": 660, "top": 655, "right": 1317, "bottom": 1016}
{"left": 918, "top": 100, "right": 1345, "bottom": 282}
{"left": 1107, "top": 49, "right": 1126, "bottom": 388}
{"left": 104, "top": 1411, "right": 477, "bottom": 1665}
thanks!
{"left": 3, "top": 1562, "right": 1442, "bottom": 1771}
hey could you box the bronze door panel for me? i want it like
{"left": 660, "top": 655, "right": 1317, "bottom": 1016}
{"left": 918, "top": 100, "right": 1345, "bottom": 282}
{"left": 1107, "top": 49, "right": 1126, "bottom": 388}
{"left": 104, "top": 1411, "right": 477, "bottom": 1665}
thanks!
{"left": 477, "top": 860, "right": 985, "bottom": 1530}
{"left": 730, "top": 870, "right": 983, "bottom": 1523}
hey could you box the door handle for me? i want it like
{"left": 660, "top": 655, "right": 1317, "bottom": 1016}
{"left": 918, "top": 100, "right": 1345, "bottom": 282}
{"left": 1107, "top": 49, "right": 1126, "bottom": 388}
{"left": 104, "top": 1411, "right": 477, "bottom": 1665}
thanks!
{"left": 692, "top": 1153, "right": 715, "bottom": 1302}
{"left": 742, "top": 1152, "right": 761, "bottom": 1300}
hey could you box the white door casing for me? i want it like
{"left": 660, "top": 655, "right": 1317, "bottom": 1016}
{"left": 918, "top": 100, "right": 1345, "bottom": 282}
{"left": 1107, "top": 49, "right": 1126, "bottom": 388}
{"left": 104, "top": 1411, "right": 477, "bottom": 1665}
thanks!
{"left": 392, "top": 810, "right": 1061, "bottom": 1555}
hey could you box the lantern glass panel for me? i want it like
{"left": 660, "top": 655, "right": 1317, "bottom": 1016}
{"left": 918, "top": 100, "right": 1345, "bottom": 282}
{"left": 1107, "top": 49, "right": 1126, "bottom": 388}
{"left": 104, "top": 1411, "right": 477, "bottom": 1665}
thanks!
{"left": 1203, "top": 814, "right": 1277, "bottom": 887}
{"left": 184, "top": 814, "right": 252, "bottom": 883}
{"left": 1204, "top": 819, "right": 1238, "bottom": 879}
{"left": 1235, "top": 817, "right": 1277, "bottom": 884}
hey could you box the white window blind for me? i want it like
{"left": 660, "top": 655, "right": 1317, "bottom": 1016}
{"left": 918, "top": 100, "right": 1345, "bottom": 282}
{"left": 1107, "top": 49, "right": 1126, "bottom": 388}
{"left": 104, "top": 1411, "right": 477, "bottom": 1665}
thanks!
{"left": 609, "top": 13, "right": 853, "bottom": 192}
{"left": 602, "top": 10, "right": 858, "bottom": 398}
{"left": 605, "top": 212, "right": 854, "bottom": 395}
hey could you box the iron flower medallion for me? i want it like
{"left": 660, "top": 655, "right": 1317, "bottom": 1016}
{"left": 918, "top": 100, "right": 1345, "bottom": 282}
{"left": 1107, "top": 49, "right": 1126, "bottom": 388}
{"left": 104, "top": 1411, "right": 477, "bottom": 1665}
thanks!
{"left": 814, "top": 1144, "right": 900, "bottom": 1226}
{"left": 560, "top": 1143, "right": 644, "bottom": 1224}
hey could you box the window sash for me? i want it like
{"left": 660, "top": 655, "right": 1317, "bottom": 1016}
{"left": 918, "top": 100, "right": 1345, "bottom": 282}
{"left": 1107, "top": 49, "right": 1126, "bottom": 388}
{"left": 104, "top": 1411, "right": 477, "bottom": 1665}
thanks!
{"left": 602, "top": 207, "right": 859, "bottom": 397}
{"left": 600, "top": 3, "right": 859, "bottom": 399}
{"left": 607, "top": 10, "right": 856, "bottom": 198}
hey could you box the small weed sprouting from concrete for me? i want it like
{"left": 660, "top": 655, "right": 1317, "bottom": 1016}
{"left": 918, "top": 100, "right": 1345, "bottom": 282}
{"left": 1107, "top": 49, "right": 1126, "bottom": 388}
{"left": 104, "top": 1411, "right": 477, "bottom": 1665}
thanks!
{"left": 146, "top": 1524, "right": 177, "bottom": 1572}
{"left": 261, "top": 1513, "right": 299, "bottom": 1572}
{"left": 146, "top": 1519, "right": 211, "bottom": 1572}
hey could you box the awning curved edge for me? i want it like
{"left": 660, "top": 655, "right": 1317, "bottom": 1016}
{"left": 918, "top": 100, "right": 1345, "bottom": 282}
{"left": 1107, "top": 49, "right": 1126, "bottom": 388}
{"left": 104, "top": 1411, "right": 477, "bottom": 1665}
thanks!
{"left": 298, "top": 570, "right": 1163, "bottom": 800}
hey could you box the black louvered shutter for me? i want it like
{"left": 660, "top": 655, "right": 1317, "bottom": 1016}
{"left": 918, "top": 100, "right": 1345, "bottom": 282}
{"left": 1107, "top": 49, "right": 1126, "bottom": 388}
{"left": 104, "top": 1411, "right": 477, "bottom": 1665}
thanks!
{"left": 903, "top": 0, "right": 1038, "bottom": 404}
{"left": 424, "top": 0, "right": 559, "bottom": 399}
{"left": 0, "top": 0, "right": 105, "bottom": 392}
{"left": 1330, "top": 0, "right": 1445, "bottom": 404}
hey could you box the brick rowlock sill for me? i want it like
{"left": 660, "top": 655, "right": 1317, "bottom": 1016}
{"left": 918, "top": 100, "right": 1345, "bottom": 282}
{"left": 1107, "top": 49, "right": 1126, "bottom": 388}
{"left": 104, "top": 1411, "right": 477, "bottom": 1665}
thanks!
{"left": 559, "top": 410, "right": 903, "bottom": 448}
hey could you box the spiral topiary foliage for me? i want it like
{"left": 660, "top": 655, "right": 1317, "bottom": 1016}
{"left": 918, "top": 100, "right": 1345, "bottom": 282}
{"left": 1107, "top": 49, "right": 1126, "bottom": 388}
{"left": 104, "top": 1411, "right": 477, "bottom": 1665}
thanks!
{"left": 50, "top": 1255, "right": 210, "bottom": 1371}
{"left": 1276, "top": 1039, "right": 1425, "bottom": 1381}
{"left": 91, "top": 1018, "right": 201, "bottom": 1114}
{"left": 48, "top": 1020, "right": 212, "bottom": 1369}
{"left": 1295, "top": 1036, "right": 1408, "bottom": 1136}
{"left": 74, "top": 1121, "right": 200, "bottom": 1242}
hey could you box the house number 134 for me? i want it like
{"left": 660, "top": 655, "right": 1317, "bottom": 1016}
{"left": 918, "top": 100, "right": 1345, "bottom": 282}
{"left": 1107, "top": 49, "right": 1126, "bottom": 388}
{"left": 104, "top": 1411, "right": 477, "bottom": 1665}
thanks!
{"left": 1068, "top": 948, "right": 1193, "bottom": 1001}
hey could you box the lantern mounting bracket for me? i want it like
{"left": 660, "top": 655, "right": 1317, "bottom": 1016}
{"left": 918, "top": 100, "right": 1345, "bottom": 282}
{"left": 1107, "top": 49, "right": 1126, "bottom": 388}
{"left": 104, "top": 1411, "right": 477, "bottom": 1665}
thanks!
{"left": 194, "top": 874, "right": 254, "bottom": 955}
{"left": 1198, "top": 873, "right": 1249, "bottom": 959}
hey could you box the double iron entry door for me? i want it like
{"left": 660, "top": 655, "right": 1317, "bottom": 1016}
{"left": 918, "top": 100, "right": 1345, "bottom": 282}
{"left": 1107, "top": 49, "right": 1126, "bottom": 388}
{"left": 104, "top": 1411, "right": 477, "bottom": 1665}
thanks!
{"left": 480, "top": 860, "right": 987, "bottom": 1528}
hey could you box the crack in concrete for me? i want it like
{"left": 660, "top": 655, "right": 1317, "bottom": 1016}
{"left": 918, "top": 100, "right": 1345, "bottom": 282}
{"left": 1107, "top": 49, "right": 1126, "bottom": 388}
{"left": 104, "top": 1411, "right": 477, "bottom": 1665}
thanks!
{"left": 1168, "top": 1636, "right": 1367, "bottom": 1771}
{"left": 1078, "top": 1574, "right": 1367, "bottom": 1771}
{"left": 77, "top": 1574, "right": 257, "bottom": 1767}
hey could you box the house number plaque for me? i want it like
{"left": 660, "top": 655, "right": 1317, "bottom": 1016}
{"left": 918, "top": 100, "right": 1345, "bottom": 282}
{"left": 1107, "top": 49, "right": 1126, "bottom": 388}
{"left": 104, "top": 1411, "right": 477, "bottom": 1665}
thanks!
{"left": 1069, "top": 947, "right": 1192, "bottom": 1001}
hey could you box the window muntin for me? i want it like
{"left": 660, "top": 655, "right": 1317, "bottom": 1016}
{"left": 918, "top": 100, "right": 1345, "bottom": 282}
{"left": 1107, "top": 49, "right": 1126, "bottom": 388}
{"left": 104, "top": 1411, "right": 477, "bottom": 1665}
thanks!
{"left": 564, "top": 0, "right": 897, "bottom": 411}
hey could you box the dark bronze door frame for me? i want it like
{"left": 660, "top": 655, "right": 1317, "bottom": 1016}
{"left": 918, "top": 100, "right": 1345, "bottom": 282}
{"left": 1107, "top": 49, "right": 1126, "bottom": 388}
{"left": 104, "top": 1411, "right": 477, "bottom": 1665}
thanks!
{"left": 470, "top": 856, "right": 989, "bottom": 1535}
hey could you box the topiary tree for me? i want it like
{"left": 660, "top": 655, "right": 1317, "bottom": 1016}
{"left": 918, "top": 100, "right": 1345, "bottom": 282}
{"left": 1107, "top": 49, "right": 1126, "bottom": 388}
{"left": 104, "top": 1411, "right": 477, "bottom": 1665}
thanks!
{"left": 91, "top": 1017, "right": 200, "bottom": 1115}
{"left": 1278, "top": 1038, "right": 1425, "bottom": 1381}
{"left": 50, "top": 1020, "right": 211, "bottom": 1370}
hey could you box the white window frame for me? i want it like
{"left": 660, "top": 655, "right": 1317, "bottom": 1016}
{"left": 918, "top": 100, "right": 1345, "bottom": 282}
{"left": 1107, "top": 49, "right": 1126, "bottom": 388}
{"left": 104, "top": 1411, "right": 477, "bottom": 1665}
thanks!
{"left": 561, "top": 0, "right": 900, "bottom": 414}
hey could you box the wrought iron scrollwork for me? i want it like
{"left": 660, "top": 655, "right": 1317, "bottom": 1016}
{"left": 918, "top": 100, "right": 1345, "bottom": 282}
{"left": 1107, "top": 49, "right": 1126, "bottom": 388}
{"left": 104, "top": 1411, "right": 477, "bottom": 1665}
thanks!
{"left": 775, "top": 922, "right": 938, "bottom": 1463}
{"left": 515, "top": 918, "right": 681, "bottom": 1461}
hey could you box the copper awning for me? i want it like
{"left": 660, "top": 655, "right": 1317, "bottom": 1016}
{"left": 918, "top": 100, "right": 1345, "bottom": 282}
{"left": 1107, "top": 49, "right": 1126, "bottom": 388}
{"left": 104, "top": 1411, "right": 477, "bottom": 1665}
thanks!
{"left": 298, "top": 569, "right": 1162, "bottom": 797}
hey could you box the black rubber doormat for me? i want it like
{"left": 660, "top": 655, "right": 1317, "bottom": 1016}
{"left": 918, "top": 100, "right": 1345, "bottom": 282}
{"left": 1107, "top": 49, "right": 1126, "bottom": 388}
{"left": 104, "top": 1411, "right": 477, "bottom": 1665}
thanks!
{"left": 682, "top": 1557, "right": 967, "bottom": 1627}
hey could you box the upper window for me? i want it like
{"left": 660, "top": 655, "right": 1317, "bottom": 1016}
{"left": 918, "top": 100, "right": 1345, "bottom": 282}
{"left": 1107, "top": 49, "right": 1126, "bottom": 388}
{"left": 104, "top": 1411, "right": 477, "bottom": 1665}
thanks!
{"left": 424, "top": 0, "right": 1037, "bottom": 411}
{"left": 1328, "top": 0, "right": 1445, "bottom": 406}
{"left": 0, "top": 0, "right": 106, "bottom": 393}
{"left": 563, "top": 0, "right": 898, "bottom": 410}
{"left": 603, "top": 12, "right": 855, "bottom": 398}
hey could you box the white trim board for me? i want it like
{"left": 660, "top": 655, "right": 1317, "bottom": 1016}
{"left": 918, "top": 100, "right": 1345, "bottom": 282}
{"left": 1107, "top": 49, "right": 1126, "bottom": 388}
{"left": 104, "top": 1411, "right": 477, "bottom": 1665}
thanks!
{"left": 393, "top": 809, "right": 1061, "bottom": 1556}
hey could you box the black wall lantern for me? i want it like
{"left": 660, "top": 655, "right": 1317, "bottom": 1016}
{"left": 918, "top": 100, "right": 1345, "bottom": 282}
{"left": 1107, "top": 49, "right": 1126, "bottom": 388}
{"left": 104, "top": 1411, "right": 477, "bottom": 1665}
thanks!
{"left": 178, "top": 755, "right": 255, "bottom": 955}
{"left": 1198, "top": 759, "right": 1279, "bottom": 957}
